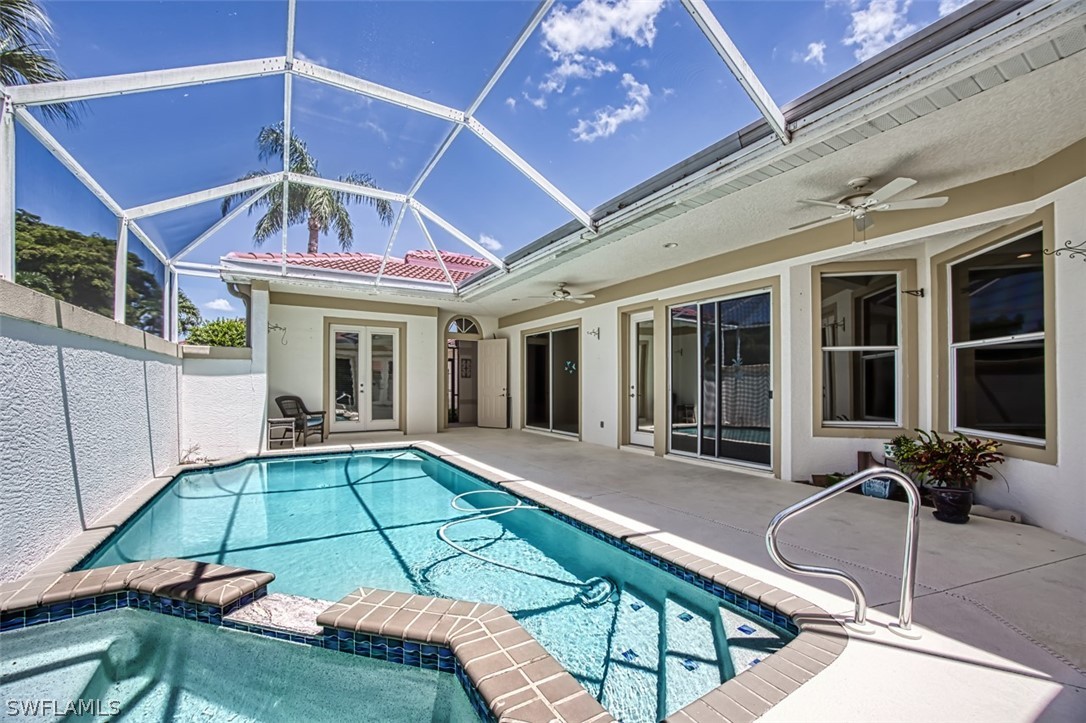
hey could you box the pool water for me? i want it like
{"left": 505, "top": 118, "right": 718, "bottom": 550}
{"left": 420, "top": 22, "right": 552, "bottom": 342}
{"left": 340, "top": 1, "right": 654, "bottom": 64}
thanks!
{"left": 83, "top": 451, "right": 790, "bottom": 722}
{"left": 0, "top": 608, "right": 477, "bottom": 722}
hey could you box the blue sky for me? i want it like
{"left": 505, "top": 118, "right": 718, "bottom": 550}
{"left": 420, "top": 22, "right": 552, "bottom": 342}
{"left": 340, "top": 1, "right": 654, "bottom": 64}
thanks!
{"left": 16, "top": 0, "right": 965, "bottom": 316}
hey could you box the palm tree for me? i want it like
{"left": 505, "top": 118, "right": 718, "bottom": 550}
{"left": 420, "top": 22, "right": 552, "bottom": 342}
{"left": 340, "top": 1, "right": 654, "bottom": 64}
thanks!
{"left": 0, "top": 0, "right": 79, "bottom": 123}
{"left": 222, "top": 123, "right": 395, "bottom": 254}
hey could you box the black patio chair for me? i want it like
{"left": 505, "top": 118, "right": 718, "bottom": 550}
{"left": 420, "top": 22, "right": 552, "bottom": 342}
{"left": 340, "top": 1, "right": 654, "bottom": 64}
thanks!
{"left": 275, "top": 395, "right": 326, "bottom": 446}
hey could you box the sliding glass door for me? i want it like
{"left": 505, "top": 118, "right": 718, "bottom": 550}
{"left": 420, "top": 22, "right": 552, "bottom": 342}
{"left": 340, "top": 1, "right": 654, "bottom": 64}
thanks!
{"left": 524, "top": 327, "right": 579, "bottom": 436}
{"left": 669, "top": 291, "right": 772, "bottom": 467}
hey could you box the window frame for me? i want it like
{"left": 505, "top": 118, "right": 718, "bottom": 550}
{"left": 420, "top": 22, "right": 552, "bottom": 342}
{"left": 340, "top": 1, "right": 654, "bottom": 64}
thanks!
{"left": 931, "top": 205, "right": 1056, "bottom": 464}
{"left": 946, "top": 228, "right": 1047, "bottom": 447}
{"left": 811, "top": 259, "right": 918, "bottom": 438}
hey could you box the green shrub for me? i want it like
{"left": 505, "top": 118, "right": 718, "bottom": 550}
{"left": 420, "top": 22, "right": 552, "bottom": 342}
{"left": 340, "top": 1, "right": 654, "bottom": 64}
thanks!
{"left": 185, "top": 318, "right": 247, "bottom": 347}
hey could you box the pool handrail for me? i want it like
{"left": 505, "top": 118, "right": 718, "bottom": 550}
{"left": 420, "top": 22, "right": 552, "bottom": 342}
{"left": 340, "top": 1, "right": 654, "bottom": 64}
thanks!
{"left": 765, "top": 467, "right": 920, "bottom": 631}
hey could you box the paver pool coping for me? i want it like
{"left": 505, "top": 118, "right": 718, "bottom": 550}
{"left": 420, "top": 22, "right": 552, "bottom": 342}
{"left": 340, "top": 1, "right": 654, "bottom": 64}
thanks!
{"left": 9, "top": 440, "right": 848, "bottom": 723}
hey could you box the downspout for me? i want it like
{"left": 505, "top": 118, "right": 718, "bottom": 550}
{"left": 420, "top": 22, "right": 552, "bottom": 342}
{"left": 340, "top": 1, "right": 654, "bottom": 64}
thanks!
{"left": 226, "top": 282, "right": 252, "bottom": 348}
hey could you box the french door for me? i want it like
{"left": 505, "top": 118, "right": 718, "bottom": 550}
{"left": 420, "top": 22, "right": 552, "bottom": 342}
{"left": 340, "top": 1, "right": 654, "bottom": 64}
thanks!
{"left": 628, "top": 312, "right": 655, "bottom": 447}
{"left": 329, "top": 325, "right": 399, "bottom": 432}
{"left": 668, "top": 290, "right": 772, "bottom": 468}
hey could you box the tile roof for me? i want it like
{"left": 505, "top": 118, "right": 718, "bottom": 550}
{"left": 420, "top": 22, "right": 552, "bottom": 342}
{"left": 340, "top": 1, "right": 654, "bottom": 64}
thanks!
{"left": 224, "top": 249, "right": 491, "bottom": 284}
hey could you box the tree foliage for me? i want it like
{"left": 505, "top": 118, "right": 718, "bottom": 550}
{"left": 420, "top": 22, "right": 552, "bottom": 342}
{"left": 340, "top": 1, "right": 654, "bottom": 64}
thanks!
{"left": 222, "top": 123, "right": 394, "bottom": 254}
{"left": 14, "top": 209, "right": 191, "bottom": 334}
{"left": 185, "top": 318, "right": 247, "bottom": 347}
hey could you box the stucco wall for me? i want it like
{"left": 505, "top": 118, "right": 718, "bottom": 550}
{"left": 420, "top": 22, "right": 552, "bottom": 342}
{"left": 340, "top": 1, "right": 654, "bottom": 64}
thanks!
{"left": 0, "top": 298, "right": 181, "bottom": 580}
{"left": 267, "top": 301, "right": 439, "bottom": 434}
{"left": 498, "top": 178, "right": 1086, "bottom": 542}
{"left": 179, "top": 286, "right": 268, "bottom": 459}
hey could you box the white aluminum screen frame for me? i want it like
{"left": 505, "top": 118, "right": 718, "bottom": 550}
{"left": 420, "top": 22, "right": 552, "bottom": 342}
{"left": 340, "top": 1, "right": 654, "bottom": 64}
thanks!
{"left": 0, "top": 0, "right": 794, "bottom": 336}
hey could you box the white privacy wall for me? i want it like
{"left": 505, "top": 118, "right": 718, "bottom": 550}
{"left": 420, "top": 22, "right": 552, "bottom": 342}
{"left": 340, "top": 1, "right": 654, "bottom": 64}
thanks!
{"left": 180, "top": 287, "right": 269, "bottom": 459}
{"left": 0, "top": 292, "right": 181, "bottom": 580}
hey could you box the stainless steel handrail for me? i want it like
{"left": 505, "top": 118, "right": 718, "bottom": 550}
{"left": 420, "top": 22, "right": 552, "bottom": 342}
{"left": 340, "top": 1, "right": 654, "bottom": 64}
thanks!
{"left": 765, "top": 467, "right": 920, "bottom": 631}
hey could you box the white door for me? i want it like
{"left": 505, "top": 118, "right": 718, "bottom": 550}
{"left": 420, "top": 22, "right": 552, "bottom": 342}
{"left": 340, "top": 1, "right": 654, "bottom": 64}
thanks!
{"left": 628, "top": 312, "right": 655, "bottom": 446}
{"left": 329, "top": 325, "right": 399, "bottom": 432}
{"left": 478, "top": 338, "right": 508, "bottom": 428}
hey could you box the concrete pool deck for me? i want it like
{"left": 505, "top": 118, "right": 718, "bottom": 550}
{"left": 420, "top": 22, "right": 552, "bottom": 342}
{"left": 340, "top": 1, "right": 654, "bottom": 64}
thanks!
{"left": 18, "top": 428, "right": 1084, "bottom": 720}
{"left": 320, "top": 428, "right": 1085, "bottom": 722}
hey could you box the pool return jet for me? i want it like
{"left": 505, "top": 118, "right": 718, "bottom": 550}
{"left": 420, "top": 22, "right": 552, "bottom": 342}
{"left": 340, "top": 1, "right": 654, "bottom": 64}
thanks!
{"left": 438, "top": 490, "right": 617, "bottom": 607}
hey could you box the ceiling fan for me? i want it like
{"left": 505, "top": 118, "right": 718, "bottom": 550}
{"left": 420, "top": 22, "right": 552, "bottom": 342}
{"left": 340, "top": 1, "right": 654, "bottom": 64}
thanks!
{"left": 526, "top": 282, "right": 597, "bottom": 304}
{"left": 791, "top": 176, "right": 949, "bottom": 232}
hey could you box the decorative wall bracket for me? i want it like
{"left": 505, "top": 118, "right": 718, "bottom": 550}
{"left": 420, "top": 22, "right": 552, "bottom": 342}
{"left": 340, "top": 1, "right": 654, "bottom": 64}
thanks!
{"left": 1044, "top": 239, "right": 1086, "bottom": 262}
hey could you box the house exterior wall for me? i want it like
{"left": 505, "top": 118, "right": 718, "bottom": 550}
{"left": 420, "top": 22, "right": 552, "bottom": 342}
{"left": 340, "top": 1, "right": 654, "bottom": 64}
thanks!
{"left": 0, "top": 282, "right": 181, "bottom": 580}
{"left": 267, "top": 300, "right": 440, "bottom": 435}
{"left": 497, "top": 176, "right": 1086, "bottom": 542}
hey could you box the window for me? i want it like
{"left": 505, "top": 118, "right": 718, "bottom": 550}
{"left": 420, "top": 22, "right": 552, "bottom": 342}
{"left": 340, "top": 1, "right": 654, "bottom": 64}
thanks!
{"left": 820, "top": 273, "right": 900, "bottom": 426}
{"left": 447, "top": 316, "right": 479, "bottom": 335}
{"left": 949, "top": 230, "right": 1045, "bottom": 443}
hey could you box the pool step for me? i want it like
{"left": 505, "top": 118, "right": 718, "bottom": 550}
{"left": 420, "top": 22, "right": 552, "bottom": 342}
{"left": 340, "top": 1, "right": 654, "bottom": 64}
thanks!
{"left": 599, "top": 585, "right": 661, "bottom": 723}
{"left": 662, "top": 596, "right": 724, "bottom": 718}
{"left": 717, "top": 604, "right": 788, "bottom": 677}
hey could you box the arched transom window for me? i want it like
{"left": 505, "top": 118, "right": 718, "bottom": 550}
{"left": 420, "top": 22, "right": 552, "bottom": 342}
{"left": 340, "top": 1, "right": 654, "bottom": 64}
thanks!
{"left": 447, "top": 317, "right": 480, "bottom": 335}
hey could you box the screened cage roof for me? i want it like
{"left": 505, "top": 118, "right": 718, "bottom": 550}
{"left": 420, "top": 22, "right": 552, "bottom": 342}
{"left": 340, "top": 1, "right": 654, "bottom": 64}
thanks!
{"left": 4, "top": 0, "right": 1034, "bottom": 315}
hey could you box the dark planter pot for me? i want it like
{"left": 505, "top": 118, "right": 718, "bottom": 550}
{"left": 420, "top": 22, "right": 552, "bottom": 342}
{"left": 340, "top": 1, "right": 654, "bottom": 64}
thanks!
{"left": 929, "top": 487, "right": 974, "bottom": 523}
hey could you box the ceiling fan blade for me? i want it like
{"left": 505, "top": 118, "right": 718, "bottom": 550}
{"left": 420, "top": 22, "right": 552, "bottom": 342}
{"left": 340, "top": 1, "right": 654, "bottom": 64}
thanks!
{"left": 525, "top": 295, "right": 556, "bottom": 299}
{"left": 866, "top": 177, "right": 916, "bottom": 204}
{"left": 569, "top": 299, "right": 586, "bottom": 305}
{"left": 572, "top": 294, "right": 596, "bottom": 299}
{"left": 854, "top": 214, "right": 874, "bottom": 233}
{"left": 799, "top": 199, "right": 850, "bottom": 210}
{"left": 874, "top": 196, "right": 949, "bottom": 211}
{"left": 789, "top": 213, "right": 849, "bottom": 231}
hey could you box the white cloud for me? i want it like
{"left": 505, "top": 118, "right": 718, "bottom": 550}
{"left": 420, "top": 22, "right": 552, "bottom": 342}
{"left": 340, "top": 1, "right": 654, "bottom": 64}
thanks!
{"left": 938, "top": 0, "right": 970, "bottom": 16}
{"left": 842, "top": 0, "right": 918, "bottom": 61}
{"left": 505, "top": 97, "right": 517, "bottom": 110}
{"left": 573, "top": 73, "right": 651, "bottom": 142}
{"left": 362, "top": 120, "right": 387, "bottom": 142}
{"left": 204, "top": 298, "right": 235, "bottom": 312}
{"left": 796, "top": 40, "right": 827, "bottom": 67}
{"left": 539, "top": 54, "right": 617, "bottom": 94}
{"left": 541, "top": 0, "right": 666, "bottom": 57}
{"left": 478, "top": 234, "right": 503, "bottom": 251}
{"left": 523, "top": 92, "right": 547, "bottom": 110}
{"left": 527, "top": 0, "right": 666, "bottom": 108}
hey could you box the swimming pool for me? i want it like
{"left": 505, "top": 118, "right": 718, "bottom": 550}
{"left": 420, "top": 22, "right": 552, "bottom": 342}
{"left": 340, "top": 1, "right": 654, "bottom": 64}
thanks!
{"left": 82, "top": 449, "right": 791, "bottom": 722}
{"left": 0, "top": 607, "right": 477, "bottom": 722}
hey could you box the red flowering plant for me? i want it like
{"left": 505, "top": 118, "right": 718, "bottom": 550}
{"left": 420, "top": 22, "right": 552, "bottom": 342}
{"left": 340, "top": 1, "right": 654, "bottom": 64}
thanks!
{"left": 892, "top": 429, "right": 1005, "bottom": 490}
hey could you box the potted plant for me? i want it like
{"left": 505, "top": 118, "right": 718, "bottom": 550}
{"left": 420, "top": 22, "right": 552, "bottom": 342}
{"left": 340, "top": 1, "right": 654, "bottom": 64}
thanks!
{"left": 890, "top": 430, "right": 1005, "bottom": 523}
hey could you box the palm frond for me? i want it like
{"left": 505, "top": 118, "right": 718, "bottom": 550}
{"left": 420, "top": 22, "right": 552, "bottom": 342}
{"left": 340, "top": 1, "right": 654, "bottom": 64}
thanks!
{"left": 0, "top": 0, "right": 52, "bottom": 48}
{"left": 255, "top": 122, "right": 317, "bottom": 174}
{"left": 220, "top": 170, "right": 275, "bottom": 215}
{"left": 0, "top": 0, "right": 82, "bottom": 125}
{"left": 339, "top": 172, "right": 395, "bottom": 226}
{"left": 251, "top": 206, "right": 283, "bottom": 247}
{"left": 329, "top": 201, "right": 355, "bottom": 251}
